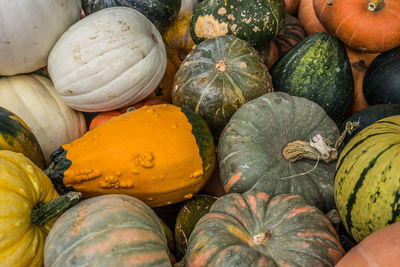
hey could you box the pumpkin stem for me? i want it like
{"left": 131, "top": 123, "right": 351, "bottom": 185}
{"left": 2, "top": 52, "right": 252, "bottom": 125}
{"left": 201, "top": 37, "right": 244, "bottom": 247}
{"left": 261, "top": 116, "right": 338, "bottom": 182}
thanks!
{"left": 368, "top": 0, "right": 385, "bottom": 12}
{"left": 215, "top": 60, "right": 228, "bottom": 72}
{"left": 327, "top": 0, "right": 333, "bottom": 5}
{"left": 31, "top": 191, "right": 81, "bottom": 226}
{"left": 249, "top": 231, "right": 272, "bottom": 246}
{"left": 283, "top": 121, "right": 360, "bottom": 163}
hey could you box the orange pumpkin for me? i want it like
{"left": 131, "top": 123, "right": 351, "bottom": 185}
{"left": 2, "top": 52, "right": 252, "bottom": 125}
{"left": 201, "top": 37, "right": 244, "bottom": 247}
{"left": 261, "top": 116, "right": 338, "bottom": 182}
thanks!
{"left": 313, "top": 0, "right": 400, "bottom": 52}
{"left": 285, "top": 0, "right": 301, "bottom": 14}
{"left": 336, "top": 221, "right": 400, "bottom": 267}
{"left": 298, "top": 0, "right": 328, "bottom": 35}
{"left": 162, "top": 10, "right": 196, "bottom": 68}
{"left": 88, "top": 99, "right": 168, "bottom": 130}
{"left": 345, "top": 46, "right": 380, "bottom": 113}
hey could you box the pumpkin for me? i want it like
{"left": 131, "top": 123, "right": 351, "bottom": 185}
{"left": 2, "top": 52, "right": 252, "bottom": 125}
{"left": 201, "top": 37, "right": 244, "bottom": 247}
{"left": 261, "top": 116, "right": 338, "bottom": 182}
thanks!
{"left": 172, "top": 35, "right": 273, "bottom": 138}
{"left": 175, "top": 195, "right": 217, "bottom": 258}
{"left": 180, "top": 0, "right": 201, "bottom": 12}
{"left": 45, "top": 104, "right": 216, "bottom": 207}
{"left": 88, "top": 99, "right": 169, "bottom": 130}
{"left": 285, "top": 0, "right": 301, "bottom": 14}
{"left": 48, "top": 7, "right": 167, "bottom": 112}
{"left": 339, "top": 104, "right": 400, "bottom": 147}
{"left": 0, "top": 74, "right": 87, "bottom": 164}
{"left": 313, "top": 0, "right": 400, "bottom": 53}
{"left": 335, "top": 115, "right": 400, "bottom": 242}
{"left": 298, "top": 0, "right": 328, "bottom": 35}
{"left": 44, "top": 194, "right": 172, "bottom": 267}
{"left": 363, "top": 45, "right": 400, "bottom": 105}
{"left": 336, "top": 221, "right": 400, "bottom": 267}
{"left": 190, "top": 0, "right": 286, "bottom": 48}
{"left": 257, "top": 13, "right": 307, "bottom": 69}
{"left": 0, "top": 107, "right": 46, "bottom": 169}
{"left": 271, "top": 32, "right": 354, "bottom": 124}
{"left": 163, "top": 10, "right": 196, "bottom": 68}
{"left": 0, "top": 0, "right": 82, "bottom": 76}
{"left": 81, "top": 0, "right": 181, "bottom": 33}
{"left": 185, "top": 191, "right": 344, "bottom": 266}
{"left": 345, "top": 47, "right": 380, "bottom": 113}
{"left": 218, "top": 92, "right": 340, "bottom": 212}
{"left": 0, "top": 150, "right": 80, "bottom": 267}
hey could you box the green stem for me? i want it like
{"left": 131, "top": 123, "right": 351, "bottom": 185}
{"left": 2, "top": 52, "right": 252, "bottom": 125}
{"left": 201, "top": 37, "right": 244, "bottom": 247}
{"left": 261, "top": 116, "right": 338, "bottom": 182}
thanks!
{"left": 32, "top": 191, "right": 81, "bottom": 226}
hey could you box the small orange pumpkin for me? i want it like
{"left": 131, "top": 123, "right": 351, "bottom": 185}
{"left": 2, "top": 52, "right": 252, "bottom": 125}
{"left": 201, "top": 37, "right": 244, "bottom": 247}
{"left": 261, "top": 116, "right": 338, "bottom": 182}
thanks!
{"left": 162, "top": 10, "right": 196, "bottom": 68}
{"left": 313, "top": 0, "right": 400, "bottom": 52}
{"left": 89, "top": 99, "right": 168, "bottom": 130}
{"left": 285, "top": 0, "right": 301, "bottom": 14}
{"left": 298, "top": 0, "right": 328, "bottom": 35}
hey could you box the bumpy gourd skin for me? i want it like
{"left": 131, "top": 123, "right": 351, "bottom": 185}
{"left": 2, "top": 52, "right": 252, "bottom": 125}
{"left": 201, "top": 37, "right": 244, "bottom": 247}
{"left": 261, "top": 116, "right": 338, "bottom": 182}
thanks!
{"left": 0, "top": 150, "right": 59, "bottom": 267}
{"left": 46, "top": 104, "right": 215, "bottom": 207}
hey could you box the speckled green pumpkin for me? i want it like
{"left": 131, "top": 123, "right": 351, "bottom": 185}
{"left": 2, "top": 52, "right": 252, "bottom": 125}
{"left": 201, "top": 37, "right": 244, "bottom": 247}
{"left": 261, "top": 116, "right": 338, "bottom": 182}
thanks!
{"left": 82, "top": 0, "right": 181, "bottom": 33}
{"left": 271, "top": 32, "right": 354, "bottom": 124}
{"left": 175, "top": 195, "right": 217, "bottom": 258}
{"left": 0, "top": 107, "right": 46, "bottom": 169}
{"left": 172, "top": 35, "right": 273, "bottom": 138}
{"left": 190, "top": 0, "right": 286, "bottom": 48}
{"left": 185, "top": 191, "right": 344, "bottom": 266}
{"left": 218, "top": 92, "right": 339, "bottom": 212}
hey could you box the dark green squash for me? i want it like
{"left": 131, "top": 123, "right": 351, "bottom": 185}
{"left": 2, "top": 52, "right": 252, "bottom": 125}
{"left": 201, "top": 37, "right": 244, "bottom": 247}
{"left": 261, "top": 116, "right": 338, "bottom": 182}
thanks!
{"left": 81, "top": 0, "right": 182, "bottom": 33}
{"left": 339, "top": 104, "right": 400, "bottom": 147}
{"left": 271, "top": 32, "right": 354, "bottom": 124}
{"left": 218, "top": 92, "right": 340, "bottom": 212}
{"left": 363, "top": 45, "right": 400, "bottom": 105}
{"left": 190, "top": 0, "right": 286, "bottom": 48}
{"left": 0, "top": 107, "right": 46, "bottom": 169}
{"left": 175, "top": 195, "right": 217, "bottom": 258}
{"left": 172, "top": 35, "right": 273, "bottom": 138}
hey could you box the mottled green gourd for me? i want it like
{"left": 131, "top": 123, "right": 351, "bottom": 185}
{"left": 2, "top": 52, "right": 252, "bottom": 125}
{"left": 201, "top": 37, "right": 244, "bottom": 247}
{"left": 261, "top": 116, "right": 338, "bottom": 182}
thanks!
{"left": 271, "top": 32, "right": 354, "bottom": 124}
{"left": 172, "top": 35, "right": 273, "bottom": 138}
{"left": 190, "top": 0, "right": 286, "bottom": 48}
{"left": 0, "top": 107, "right": 46, "bottom": 169}
{"left": 81, "top": 0, "right": 182, "bottom": 33}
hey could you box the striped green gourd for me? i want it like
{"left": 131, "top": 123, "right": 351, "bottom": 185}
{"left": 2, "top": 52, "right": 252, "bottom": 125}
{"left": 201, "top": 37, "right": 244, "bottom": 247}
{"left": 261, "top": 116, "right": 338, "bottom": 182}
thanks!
{"left": 335, "top": 115, "right": 400, "bottom": 243}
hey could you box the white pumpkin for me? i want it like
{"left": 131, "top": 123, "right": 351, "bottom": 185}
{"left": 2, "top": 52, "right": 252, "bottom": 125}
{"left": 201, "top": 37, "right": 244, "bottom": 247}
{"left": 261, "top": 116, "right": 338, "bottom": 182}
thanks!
{"left": 0, "top": 0, "right": 82, "bottom": 76}
{"left": 0, "top": 74, "right": 87, "bottom": 164}
{"left": 48, "top": 7, "right": 167, "bottom": 112}
{"left": 180, "top": 0, "right": 201, "bottom": 12}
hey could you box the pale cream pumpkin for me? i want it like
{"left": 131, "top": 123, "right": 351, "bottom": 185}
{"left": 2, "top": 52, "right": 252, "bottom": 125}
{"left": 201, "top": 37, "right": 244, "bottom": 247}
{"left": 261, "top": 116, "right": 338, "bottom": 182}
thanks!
{"left": 0, "top": 74, "right": 87, "bottom": 164}
{"left": 48, "top": 7, "right": 167, "bottom": 112}
{"left": 0, "top": 0, "right": 82, "bottom": 76}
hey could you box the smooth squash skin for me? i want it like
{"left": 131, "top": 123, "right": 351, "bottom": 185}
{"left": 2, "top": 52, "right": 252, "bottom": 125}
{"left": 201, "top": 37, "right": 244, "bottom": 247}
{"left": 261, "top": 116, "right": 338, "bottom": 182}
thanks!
{"left": 0, "top": 107, "right": 46, "bottom": 169}
{"left": 45, "top": 104, "right": 216, "bottom": 207}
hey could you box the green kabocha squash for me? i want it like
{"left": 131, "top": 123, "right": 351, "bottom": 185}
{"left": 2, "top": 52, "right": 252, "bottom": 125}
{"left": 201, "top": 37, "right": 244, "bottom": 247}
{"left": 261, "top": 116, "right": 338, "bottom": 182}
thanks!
{"left": 0, "top": 107, "right": 46, "bottom": 169}
{"left": 81, "top": 0, "right": 181, "bottom": 33}
{"left": 175, "top": 195, "right": 217, "bottom": 258}
{"left": 271, "top": 32, "right": 354, "bottom": 124}
{"left": 218, "top": 92, "right": 340, "bottom": 212}
{"left": 45, "top": 104, "right": 216, "bottom": 208}
{"left": 190, "top": 0, "right": 286, "bottom": 48}
{"left": 0, "top": 150, "right": 80, "bottom": 267}
{"left": 172, "top": 35, "right": 273, "bottom": 138}
{"left": 44, "top": 194, "right": 172, "bottom": 267}
{"left": 185, "top": 191, "right": 344, "bottom": 266}
{"left": 339, "top": 104, "right": 400, "bottom": 147}
{"left": 363, "top": 45, "right": 400, "bottom": 105}
{"left": 335, "top": 115, "right": 400, "bottom": 243}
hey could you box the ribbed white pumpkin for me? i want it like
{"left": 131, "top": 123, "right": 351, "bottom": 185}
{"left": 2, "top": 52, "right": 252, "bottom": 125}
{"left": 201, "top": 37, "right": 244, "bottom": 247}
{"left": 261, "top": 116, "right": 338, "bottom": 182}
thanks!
{"left": 0, "top": 0, "right": 82, "bottom": 76}
{"left": 180, "top": 0, "right": 201, "bottom": 12}
{"left": 0, "top": 74, "right": 87, "bottom": 164}
{"left": 48, "top": 7, "right": 167, "bottom": 112}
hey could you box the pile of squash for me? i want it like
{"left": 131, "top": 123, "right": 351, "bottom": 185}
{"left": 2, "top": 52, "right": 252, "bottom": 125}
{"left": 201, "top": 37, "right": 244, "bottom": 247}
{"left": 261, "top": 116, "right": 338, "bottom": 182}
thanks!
{"left": 0, "top": 0, "right": 399, "bottom": 266}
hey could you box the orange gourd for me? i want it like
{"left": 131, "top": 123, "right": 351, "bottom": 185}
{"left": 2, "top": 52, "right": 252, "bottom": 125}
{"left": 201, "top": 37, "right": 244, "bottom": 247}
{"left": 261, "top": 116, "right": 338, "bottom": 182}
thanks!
{"left": 285, "top": 0, "right": 301, "bottom": 14}
{"left": 163, "top": 10, "right": 196, "bottom": 68}
{"left": 313, "top": 0, "right": 400, "bottom": 52}
{"left": 345, "top": 47, "right": 380, "bottom": 113}
{"left": 89, "top": 99, "right": 168, "bottom": 130}
{"left": 298, "top": 0, "right": 328, "bottom": 35}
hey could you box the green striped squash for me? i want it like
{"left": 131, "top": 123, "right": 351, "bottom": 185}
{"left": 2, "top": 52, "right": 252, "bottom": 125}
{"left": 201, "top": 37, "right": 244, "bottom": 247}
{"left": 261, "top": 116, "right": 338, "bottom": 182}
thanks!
{"left": 44, "top": 194, "right": 172, "bottom": 266}
{"left": 335, "top": 115, "right": 400, "bottom": 243}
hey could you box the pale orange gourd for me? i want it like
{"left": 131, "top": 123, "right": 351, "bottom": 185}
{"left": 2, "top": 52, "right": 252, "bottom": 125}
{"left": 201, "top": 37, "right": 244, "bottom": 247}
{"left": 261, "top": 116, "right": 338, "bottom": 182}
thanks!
{"left": 285, "top": 0, "right": 301, "bottom": 14}
{"left": 298, "top": 0, "right": 328, "bottom": 36}
{"left": 46, "top": 104, "right": 216, "bottom": 207}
